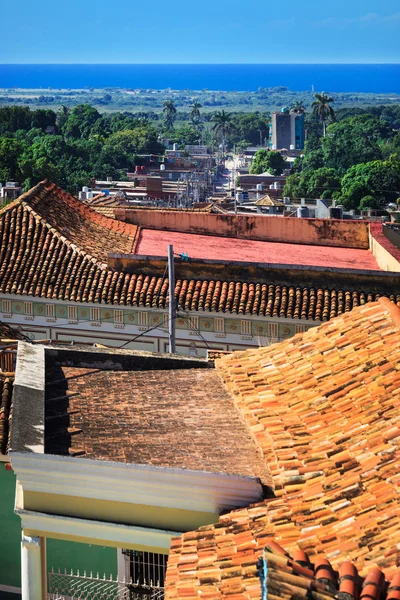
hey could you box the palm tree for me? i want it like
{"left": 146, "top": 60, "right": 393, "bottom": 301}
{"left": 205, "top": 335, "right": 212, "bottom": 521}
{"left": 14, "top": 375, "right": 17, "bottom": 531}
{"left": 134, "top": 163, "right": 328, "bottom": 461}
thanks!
{"left": 290, "top": 100, "right": 307, "bottom": 115}
{"left": 211, "top": 110, "right": 235, "bottom": 159}
{"left": 162, "top": 100, "right": 177, "bottom": 130}
{"left": 189, "top": 101, "right": 202, "bottom": 128}
{"left": 311, "top": 92, "right": 335, "bottom": 137}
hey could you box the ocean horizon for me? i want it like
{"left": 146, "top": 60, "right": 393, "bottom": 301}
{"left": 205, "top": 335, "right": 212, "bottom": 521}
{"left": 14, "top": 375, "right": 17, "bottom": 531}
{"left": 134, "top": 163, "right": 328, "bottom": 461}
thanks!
{"left": 0, "top": 64, "right": 399, "bottom": 94}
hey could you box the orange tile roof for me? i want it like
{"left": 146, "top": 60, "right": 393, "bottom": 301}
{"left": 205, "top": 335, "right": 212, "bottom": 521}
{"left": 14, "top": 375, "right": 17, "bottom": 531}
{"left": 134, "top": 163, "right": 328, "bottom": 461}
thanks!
{"left": 165, "top": 299, "right": 400, "bottom": 596}
{"left": 0, "top": 181, "right": 398, "bottom": 319}
{"left": 166, "top": 536, "right": 400, "bottom": 600}
{"left": 11, "top": 181, "right": 141, "bottom": 261}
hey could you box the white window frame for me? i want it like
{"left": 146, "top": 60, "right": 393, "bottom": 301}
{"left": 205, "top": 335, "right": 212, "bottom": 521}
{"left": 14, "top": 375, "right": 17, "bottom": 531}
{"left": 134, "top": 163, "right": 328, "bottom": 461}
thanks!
{"left": 188, "top": 316, "right": 199, "bottom": 331}
{"left": 24, "top": 302, "right": 33, "bottom": 315}
{"left": 46, "top": 304, "right": 55, "bottom": 318}
{"left": 267, "top": 323, "right": 279, "bottom": 338}
{"left": 295, "top": 324, "right": 308, "bottom": 334}
{"left": 138, "top": 311, "right": 148, "bottom": 327}
{"left": 24, "top": 302, "right": 33, "bottom": 320}
{"left": 241, "top": 320, "right": 252, "bottom": 336}
{"left": 2, "top": 300, "right": 11, "bottom": 315}
{"left": 90, "top": 308, "right": 100, "bottom": 322}
{"left": 214, "top": 318, "right": 225, "bottom": 333}
{"left": 68, "top": 306, "right": 78, "bottom": 322}
{"left": 114, "top": 309, "right": 124, "bottom": 324}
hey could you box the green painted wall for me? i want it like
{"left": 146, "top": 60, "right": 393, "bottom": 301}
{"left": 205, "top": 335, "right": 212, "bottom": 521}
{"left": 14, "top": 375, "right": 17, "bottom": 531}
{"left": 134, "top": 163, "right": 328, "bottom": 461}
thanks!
{"left": 47, "top": 539, "right": 118, "bottom": 578}
{"left": 0, "top": 467, "right": 21, "bottom": 588}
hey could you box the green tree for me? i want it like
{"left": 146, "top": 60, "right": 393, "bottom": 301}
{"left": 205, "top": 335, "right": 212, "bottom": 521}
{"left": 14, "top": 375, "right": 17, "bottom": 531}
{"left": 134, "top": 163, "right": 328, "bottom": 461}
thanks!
{"left": 0, "top": 138, "right": 26, "bottom": 182}
{"left": 227, "top": 112, "right": 270, "bottom": 147}
{"left": 359, "top": 195, "right": 380, "bottom": 210}
{"left": 290, "top": 100, "right": 307, "bottom": 114}
{"left": 211, "top": 110, "right": 235, "bottom": 157}
{"left": 62, "top": 104, "right": 102, "bottom": 138}
{"left": 311, "top": 92, "right": 335, "bottom": 137}
{"left": 250, "top": 150, "right": 287, "bottom": 176}
{"left": 341, "top": 157, "right": 400, "bottom": 210}
{"left": 283, "top": 167, "right": 341, "bottom": 200}
{"left": 162, "top": 100, "right": 177, "bottom": 129}
{"left": 321, "top": 115, "right": 393, "bottom": 173}
{"left": 189, "top": 101, "right": 202, "bottom": 128}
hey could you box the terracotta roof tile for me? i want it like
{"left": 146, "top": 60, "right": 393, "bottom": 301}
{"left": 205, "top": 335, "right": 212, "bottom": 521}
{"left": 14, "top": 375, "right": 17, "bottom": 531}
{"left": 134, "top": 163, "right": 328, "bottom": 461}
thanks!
{"left": 165, "top": 299, "right": 400, "bottom": 595}
{"left": 0, "top": 182, "right": 398, "bottom": 319}
{"left": 166, "top": 538, "right": 400, "bottom": 600}
{"left": 44, "top": 363, "right": 270, "bottom": 482}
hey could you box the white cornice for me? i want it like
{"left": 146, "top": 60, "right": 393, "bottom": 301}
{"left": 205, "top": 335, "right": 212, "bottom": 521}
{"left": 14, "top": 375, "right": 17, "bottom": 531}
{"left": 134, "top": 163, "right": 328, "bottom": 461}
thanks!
{"left": 10, "top": 451, "right": 264, "bottom": 513}
{"left": 16, "top": 508, "right": 176, "bottom": 551}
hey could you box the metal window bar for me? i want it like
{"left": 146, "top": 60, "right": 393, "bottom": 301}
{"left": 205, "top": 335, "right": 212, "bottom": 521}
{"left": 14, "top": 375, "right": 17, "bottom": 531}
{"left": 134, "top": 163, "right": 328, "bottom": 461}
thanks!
{"left": 123, "top": 550, "right": 168, "bottom": 589}
{"left": 47, "top": 567, "right": 166, "bottom": 600}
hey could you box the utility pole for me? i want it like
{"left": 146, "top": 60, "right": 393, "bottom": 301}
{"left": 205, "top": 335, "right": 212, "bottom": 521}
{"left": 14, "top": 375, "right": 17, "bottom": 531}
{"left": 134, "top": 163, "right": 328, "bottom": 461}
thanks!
{"left": 168, "top": 244, "right": 176, "bottom": 354}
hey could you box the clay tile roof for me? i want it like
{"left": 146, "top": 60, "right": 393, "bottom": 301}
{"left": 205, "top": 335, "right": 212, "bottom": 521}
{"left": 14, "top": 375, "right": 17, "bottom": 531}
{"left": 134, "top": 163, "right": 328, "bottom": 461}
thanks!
{"left": 165, "top": 538, "right": 400, "bottom": 600}
{"left": 255, "top": 194, "right": 284, "bottom": 207}
{"left": 44, "top": 363, "right": 270, "bottom": 483}
{"left": 0, "top": 321, "right": 27, "bottom": 341}
{"left": 165, "top": 299, "right": 400, "bottom": 595}
{"left": 0, "top": 181, "right": 397, "bottom": 319}
{"left": 0, "top": 375, "right": 14, "bottom": 455}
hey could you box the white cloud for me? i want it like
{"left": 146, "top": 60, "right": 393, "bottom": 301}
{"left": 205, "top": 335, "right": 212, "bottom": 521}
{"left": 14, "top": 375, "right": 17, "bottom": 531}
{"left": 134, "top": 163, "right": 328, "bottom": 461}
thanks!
{"left": 316, "top": 12, "right": 400, "bottom": 28}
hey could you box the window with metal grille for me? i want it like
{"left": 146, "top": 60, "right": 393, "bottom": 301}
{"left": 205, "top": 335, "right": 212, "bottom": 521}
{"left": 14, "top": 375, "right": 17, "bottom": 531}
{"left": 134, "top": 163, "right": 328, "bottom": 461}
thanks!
{"left": 267, "top": 323, "right": 279, "bottom": 338}
{"left": 188, "top": 316, "right": 199, "bottom": 331}
{"left": 123, "top": 550, "right": 168, "bottom": 589}
{"left": 295, "top": 324, "right": 308, "bottom": 334}
{"left": 2, "top": 300, "right": 11, "bottom": 314}
{"left": 161, "top": 313, "right": 169, "bottom": 329}
{"left": 24, "top": 302, "right": 33, "bottom": 316}
{"left": 214, "top": 318, "right": 224, "bottom": 333}
{"left": 46, "top": 304, "right": 55, "bottom": 318}
{"left": 90, "top": 308, "right": 100, "bottom": 322}
{"left": 241, "top": 320, "right": 252, "bottom": 336}
{"left": 68, "top": 306, "right": 77, "bottom": 321}
{"left": 138, "top": 312, "right": 148, "bottom": 327}
{"left": 114, "top": 309, "right": 124, "bottom": 324}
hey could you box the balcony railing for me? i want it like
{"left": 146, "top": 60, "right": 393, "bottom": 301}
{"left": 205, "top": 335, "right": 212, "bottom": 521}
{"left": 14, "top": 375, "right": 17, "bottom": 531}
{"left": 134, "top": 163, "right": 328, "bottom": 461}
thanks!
{"left": 47, "top": 569, "right": 165, "bottom": 600}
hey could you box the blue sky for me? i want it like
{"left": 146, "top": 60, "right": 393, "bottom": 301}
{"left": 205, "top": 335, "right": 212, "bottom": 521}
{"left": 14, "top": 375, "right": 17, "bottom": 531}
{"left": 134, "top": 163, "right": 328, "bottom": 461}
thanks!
{"left": 2, "top": 0, "right": 399, "bottom": 63}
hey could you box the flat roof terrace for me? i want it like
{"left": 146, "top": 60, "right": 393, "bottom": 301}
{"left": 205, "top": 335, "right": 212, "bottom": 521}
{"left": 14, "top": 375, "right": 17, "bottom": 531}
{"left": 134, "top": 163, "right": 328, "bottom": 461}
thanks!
{"left": 136, "top": 229, "right": 382, "bottom": 271}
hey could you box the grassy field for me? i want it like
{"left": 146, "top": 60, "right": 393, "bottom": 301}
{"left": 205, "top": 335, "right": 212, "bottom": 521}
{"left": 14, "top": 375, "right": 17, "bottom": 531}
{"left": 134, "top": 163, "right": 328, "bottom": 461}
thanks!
{"left": 1, "top": 87, "right": 400, "bottom": 114}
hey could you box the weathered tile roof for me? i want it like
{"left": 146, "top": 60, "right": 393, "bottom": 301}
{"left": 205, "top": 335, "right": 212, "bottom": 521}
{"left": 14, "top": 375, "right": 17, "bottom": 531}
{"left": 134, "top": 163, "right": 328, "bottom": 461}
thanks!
{"left": 255, "top": 194, "right": 284, "bottom": 207}
{"left": 0, "top": 321, "right": 27, "bottom": 341}
{"left": 44, "top": 364, "right": 270, "bottom": 482}
{"left": 0, "top": 376, "right": 14, "bottom": 455}
{"left": 165, "top": 299, "right": 400, "bottom": 592}
{"left": 0, "top": 181, "right": 398, "bottom": 319}
{"left": 166, "top": 535, "right": 400, "bottom": 600}
{"left": 2, "top": 181, "right": 141, "bottom": 262}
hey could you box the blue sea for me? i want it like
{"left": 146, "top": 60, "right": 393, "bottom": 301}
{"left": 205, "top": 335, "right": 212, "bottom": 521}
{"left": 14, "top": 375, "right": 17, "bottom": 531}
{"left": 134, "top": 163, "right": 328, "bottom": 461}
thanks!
{"left": 0, "top": 64, "right": 399, "bottom": 93}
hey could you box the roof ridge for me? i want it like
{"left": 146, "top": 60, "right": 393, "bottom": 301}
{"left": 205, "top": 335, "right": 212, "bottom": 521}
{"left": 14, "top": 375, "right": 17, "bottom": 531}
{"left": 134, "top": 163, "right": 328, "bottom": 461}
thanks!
{"left": 378, "top": 296, "right": 400, "bottom": 328}
{"left": 18, "top": 180, "right": 141, "bottom": 243}
{"left": 20, "top": 201, "right": 108, "bottom": 269}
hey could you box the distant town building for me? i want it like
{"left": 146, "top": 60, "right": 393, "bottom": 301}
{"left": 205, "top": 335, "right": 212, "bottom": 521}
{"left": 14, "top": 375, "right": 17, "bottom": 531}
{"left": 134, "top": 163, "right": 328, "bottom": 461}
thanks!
{"left": 269, "top": 108, "right": 305, "bottom": 151}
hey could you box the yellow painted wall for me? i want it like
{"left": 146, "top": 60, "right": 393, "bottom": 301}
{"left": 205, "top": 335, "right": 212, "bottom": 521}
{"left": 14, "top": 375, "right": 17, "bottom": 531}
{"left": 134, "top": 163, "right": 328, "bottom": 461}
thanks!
{"left": 369, "top": 234, "right": 400, "bottom": 272}
{"left": 24, "top": 490, "right": 218, "bottom": 533}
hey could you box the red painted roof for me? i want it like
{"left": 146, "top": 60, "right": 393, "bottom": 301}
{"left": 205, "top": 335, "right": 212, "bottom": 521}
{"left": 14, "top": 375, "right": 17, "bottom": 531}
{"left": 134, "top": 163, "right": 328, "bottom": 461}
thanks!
{"left": 136, "top": 229, "right": 382, "bottom": 271}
